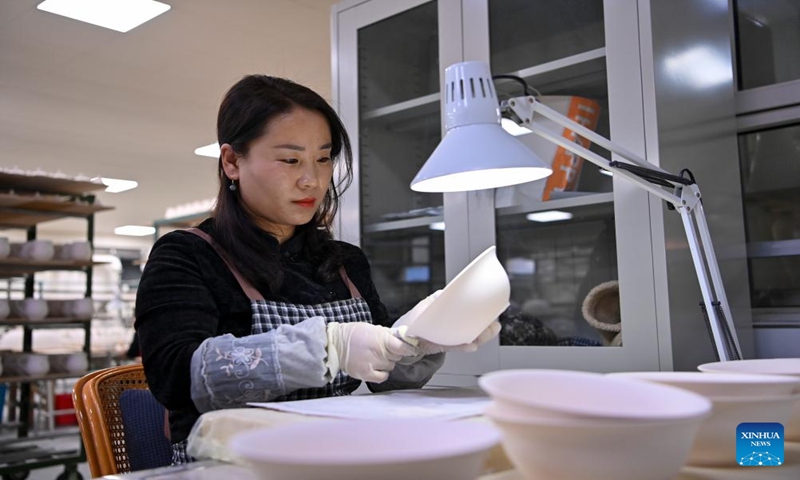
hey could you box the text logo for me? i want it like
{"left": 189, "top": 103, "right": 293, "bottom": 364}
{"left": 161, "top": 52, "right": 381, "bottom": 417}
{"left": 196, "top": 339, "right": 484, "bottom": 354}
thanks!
{"left": 737, "top": 423, "right": 784, "bottom": 467}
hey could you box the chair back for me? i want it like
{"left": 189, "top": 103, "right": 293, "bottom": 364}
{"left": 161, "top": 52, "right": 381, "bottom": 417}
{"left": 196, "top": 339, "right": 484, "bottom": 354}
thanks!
{"left": 73, "top": 363, "right": 171, "bottom": 477}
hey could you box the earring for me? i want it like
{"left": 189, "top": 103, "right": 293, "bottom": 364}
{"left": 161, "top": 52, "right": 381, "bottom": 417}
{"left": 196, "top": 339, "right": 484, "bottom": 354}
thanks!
{"left": 229, "top": 179, "right": 238, "bottom": 191}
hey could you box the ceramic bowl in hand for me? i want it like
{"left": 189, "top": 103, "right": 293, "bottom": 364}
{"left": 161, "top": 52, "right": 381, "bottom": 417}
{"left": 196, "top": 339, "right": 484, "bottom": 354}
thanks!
{"left": 609, "top": 371, "right": 800, "bottom": 399}
{"left": 398, "top": 246, "right": 509, "bottom": 346}
{"left": 229, "top": 419, "right": 500, "bottom": 480}
{"left": 485, "top": 403, "right": 705, "bottom": 480}
{"left": 699, "top": 358, "right": 800, "bottom": 441}
{"left": 479, "top": 369, "right": 712, "bottom": 423}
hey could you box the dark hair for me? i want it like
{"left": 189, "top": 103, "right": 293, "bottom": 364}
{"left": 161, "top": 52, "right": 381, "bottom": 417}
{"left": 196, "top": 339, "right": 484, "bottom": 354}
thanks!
{"left": 213, "top": 75, "right": 353, "bottom": 296}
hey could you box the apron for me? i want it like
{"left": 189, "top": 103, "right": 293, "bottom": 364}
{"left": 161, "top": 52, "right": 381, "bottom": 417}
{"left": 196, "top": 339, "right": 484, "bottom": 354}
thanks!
{"left": 186, "top": 228, "right": 371, "bottom": 400}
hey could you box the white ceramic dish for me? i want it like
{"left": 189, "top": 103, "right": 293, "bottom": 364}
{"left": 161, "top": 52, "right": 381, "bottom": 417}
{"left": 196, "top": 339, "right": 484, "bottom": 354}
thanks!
{"left": 699, "top": 358, "right": 800, "bottom": 442}
{"left": 229, "top": 419, "right": 500, "bottom": 480}
{"left": 479, "top": 369, "right": 712, "bottom": 422}
{"left": 485, "top": 404, "right": 704, "bottom": 480}
{"left": 609, "top": 371, "right": 800, "bottom": 398}
{"left": 397, "top": 246, "right": 509, "bottom": 346}
{"left": 687, "top": 393, "right": 798, "bottom": 467}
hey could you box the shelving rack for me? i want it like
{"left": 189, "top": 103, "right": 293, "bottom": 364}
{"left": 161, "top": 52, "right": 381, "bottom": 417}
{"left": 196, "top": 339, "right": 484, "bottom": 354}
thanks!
{"left": 0, "top": 172, "right": 112, "bottom": 480}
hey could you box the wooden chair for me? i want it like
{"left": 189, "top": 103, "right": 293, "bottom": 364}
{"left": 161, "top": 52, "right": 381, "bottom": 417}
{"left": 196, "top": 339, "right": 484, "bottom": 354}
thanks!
{"left": 73, "top": 364, "right": 171, "bottom": 477}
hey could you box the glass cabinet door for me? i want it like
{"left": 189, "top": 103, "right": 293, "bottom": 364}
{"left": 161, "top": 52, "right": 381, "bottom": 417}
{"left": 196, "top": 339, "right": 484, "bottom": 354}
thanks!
{"left": 337, "top": 0, "right": 447, "bottom": 320}
{"left": 487, "top": 0, "right": 618, "bottom": 349}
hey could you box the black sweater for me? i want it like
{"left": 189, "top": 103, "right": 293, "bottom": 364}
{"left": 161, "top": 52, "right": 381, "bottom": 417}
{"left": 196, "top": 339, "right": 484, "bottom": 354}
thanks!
{"left": 134, "top": 219, "right": 392, "bottom": 442}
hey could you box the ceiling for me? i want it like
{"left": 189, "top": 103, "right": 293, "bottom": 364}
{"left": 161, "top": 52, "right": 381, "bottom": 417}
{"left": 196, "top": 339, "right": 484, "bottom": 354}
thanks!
{"left": 0, "top": 0, "right": 341, "bottom": 246}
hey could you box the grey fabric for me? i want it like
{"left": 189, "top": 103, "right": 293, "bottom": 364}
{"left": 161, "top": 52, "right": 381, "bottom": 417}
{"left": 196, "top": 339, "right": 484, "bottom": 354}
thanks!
{"left": 189, "top": 317, "right": 329, "bottom": 413}
{"left": 250, "top": 297, "right": 372, "bottom": 401}
{"left": 368, "top": 352, "right": 446, "bottom": 393}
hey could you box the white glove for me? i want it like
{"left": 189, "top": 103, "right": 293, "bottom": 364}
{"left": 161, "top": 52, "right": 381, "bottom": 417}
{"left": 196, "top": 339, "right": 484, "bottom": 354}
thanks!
{"left": 397, "top": 320, "right": 502, "bottom": 355}
{"left": 326, "top": 322, "right": 418, "bottom": 383}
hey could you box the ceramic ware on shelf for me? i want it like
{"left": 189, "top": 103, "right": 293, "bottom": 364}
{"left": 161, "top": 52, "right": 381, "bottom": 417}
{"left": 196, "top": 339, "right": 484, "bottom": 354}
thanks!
{"left": 1, "top": 352, "right": 50, "bottom": 376}
{"left": 0, "top": 237, "right": 9, "bottom": 259}
{"left": 48, "top": 352, "right": 88, "bottom": 373}
{"left": 10, "top": 240, "right": 55, "bottom": 261}
{"left": 229, "top": 419, "right": 500, "bottom": 480}
{"left": 0, "top": 299, "right": 9, "bottom": 321}
{"left": 54, "top": 242, "right": 93, "bottom": 261}
{"left": 10, "top": 299, "right": 48, "bottom": 321}
{"left": 395, "top": 246, "right": 510, "bottom": 346}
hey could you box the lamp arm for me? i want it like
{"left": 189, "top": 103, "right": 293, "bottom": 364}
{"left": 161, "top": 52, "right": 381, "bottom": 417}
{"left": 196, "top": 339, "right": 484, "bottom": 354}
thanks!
{"left": 507, "top": 95, "right": 742, "bottom": 361}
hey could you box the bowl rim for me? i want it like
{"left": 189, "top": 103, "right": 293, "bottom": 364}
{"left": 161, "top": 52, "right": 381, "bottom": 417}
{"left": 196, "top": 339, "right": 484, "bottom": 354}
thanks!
{"left": 698, "top": 359, "right": 800, "bottom": 376}
{"left": 609, "top": 371, "right": 800, "bottom": 385}
{"left": 479, "top": 369, "right": 712, "bottom": 421}
{"left": 484, "top": 403, "right": 709, "bottom": 428}
{"left": 229, "top": 419, "right": 501, "bottom": 466}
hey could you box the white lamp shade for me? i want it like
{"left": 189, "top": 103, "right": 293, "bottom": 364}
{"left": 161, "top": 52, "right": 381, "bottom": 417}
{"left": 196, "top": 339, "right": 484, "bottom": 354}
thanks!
{"left": 411, "top": 61, "right": 552, "bottom": 193}
{"left": 411, "top": 123, "right": 552, "bottom": 192}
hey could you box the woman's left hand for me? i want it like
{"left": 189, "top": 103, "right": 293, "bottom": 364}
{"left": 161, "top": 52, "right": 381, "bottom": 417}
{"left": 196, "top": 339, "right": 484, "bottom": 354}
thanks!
{"left": 395, "top": 320, "right": 502, "bottom": 356}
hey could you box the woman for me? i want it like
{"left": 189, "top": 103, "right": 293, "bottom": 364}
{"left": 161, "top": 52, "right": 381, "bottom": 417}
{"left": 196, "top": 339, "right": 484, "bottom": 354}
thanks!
{"left": 135, "top": 75, "right": 499, "bottom": 464}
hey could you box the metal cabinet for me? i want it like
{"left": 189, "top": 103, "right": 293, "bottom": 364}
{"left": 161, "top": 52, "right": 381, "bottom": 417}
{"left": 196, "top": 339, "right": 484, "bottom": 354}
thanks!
{"left": 332, "top": 0, "right": 755, "bottom": 383}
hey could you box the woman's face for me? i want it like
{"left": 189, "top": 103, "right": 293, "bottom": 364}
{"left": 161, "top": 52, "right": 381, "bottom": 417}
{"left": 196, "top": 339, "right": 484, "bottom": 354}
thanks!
{"left": 223, "top": 107, "right": 334, "bottom": 242}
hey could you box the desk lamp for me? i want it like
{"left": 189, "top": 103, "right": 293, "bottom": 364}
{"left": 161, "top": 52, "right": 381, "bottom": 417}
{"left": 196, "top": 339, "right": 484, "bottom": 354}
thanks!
{"left": 411, "top": 61, "right": 742, "bottom": 361}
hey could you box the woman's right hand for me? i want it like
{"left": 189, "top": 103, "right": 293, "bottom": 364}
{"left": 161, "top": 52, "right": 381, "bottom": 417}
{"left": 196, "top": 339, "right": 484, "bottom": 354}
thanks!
{"left": 326, "top": 322, "right": 418, "bottom": 383}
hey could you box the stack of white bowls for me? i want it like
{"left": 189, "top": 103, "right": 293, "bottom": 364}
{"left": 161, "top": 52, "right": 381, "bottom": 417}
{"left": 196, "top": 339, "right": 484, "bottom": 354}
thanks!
{"left": 611, "top": 371, "right": 799, "bottom": 467}
{"left": 699, "top": 358, "right": 800, "bottom": 444}
{"left": 479, "top": 369, "right": 712, "bottom": 480}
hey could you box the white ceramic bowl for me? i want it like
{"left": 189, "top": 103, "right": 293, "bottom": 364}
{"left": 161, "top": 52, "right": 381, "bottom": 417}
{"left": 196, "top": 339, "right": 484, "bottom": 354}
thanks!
{"left": 479, "top": 369, "right": 713, "bottom": 422}
{"left": 397, "top": 246, "right": 509, "bottom": 346}
{"left": 2, "top": 352, "right": 50, "bottom": 376}
{"left": 48, "top": 353, "right": 88, "bottom": 373}
{"left": 229, "top": 419, "right": 500, "bottom": 480}
{"left": 609, "top": 371, "right": 800, "bottom": 398}
{"left": 67, "top": 298, "right": 94, "bottom": 319}
{"left": 20, "top": 240, "right": 55, "bottom": 261}
{"left": 698, "top": 358, "right": 800, "bottom": 377}
{"left": 11, "top": 299, "right": 49, "bottom": 321}
{"left": 66, "top": 242, "right": 93, "bottom": 261}
{"left": 485, "top": 403, "right": 705, "bottom": 480}
{"left": 699, "top": 359, "right": 800, "bottom": 441}
{"left": 687, "top": 393, "right": 798, "bottom": 467}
